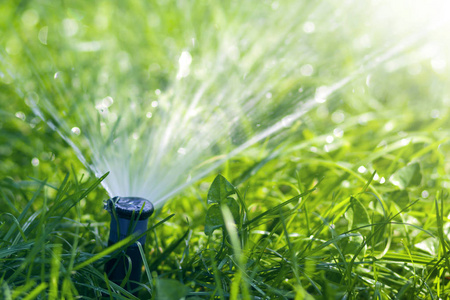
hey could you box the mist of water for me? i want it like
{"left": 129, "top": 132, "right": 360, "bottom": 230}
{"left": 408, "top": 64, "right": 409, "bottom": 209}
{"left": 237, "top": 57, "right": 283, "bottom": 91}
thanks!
{"left": 1, "top": 0, "right": 448, "bottom": 207}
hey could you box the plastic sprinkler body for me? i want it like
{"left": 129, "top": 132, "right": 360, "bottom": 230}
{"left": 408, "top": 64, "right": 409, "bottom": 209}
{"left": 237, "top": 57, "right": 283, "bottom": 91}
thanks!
{"left": 104, "top": 197, "right": 154, "bottom": 294}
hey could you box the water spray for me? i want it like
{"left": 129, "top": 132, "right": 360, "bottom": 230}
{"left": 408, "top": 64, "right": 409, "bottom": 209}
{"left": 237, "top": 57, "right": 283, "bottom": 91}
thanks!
{"left": 104, "top": 197, "right": 154, "bottom": 293}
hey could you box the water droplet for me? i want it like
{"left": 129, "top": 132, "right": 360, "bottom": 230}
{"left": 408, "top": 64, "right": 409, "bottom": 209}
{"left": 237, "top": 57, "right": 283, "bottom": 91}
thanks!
{"left": 365, "top": 74, "right": 371, "bottom": 87}
{"left": 384, "top": 121, "right": 394, "bottom": 131}
{"left": 118, "top": 51, "right": 130, "bottom": 71}
{"left": 177, "top": 51, "right": 192, "bottom": 79}
{"left": 21, "top": 10, "right": 39, "bottom": 27}
{"left": 38, "top": 26, "right": 48, "bottom": 45}
{"left": 76, "top": 41, "right": 102, "bottom": 52}
{"left": 300, "top": 64, "right": 313, "bottom": 76}
{"left": 314, "top": 86, "right": 329, "bottom": 103}
{"left": 151, "top": 101, "right": 158, "bottom": 108}
{"left": 397, "top": 131, "right": 408, "bottom": 138}
{"left": 54, "top": 72, "right": 61, "bottom": 79}
{"left": 303, "top": 21, "right": 315, "bottom": 33}
{"left": 431, "top": 57, "right": 446, "bottom": 73}
{"left": 63, "top": 18, "right": 79, "bottom": 37}
{"left": 377, "top": 140, "right": 387, "bottom": 148}
{"left": 71, "top": 127, "right": 81, "bottom": 135}
{"left": 358, "top": 166, "right": 367, "bottom": 173}
{"left": 25, "top": 92, "right": 39, "bottom": 107}
{"left": 15, "top": 111, "right": 26, "bottom": 121}
{"left": 0, "top": 72, "right": 12, "bottom": 84}
{"left": 379, "top": 177, "right": 386, "bottom": 184}
{"left": 155, "top": 89, "right": 161, "bottom": 96}
{"left": 271, "top": 1, "right": 279, "bottom": 10}
{"left": 226, "top": 45, "right": 240, "bottom": 60}
{"left": 341, "top": 180, "right": 350, "bottom": 188}
{"left": 102, "top": 96, "right": 114, "bottom": 107}
{"left": 30, "top": 118, "right": 40, "bottom": 127}
{"left": 421, "top": 190, "right": 429, "bottom": 198}
{"left": 132, "top": 133, "right": 139, "bottom": 140}
{"left": 333, "top": 128, "right": 344, "bottom": 138}
{"left": 358, "top": 115, "right": 368, "bottom": 125}
{"left": 265, "top": 92, "right": 272, "bottom": 99}
{"left": 146, "top": 112, "right": 153, "bottom": 118}
{"left": 326, "top": 135, "right": 334, "bottom": 143}
{"left": 31, "top": 157, "right": 39, "bottom": 167}
{"left": 95, "top": 102, "right": 108, "bottom": 113}
{"left": 400, "top": 138, "right": 411, "bottom": 146}
{"left": 298, "top": 87, "right": 304, "bottom": 93}
{"left": 6, "top": 37, "right": 22, "bottom": 55}
{"left": 177, "top": 148, "right": 186, "bottom": 155}
{"left": 431, "top": 109, "right": 440, "bottom": 119}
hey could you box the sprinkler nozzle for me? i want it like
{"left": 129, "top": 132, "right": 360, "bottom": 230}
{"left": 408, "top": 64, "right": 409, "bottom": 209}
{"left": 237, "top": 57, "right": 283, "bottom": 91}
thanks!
{"left": 104, "top": 196, "right": 154, "bottom": 294}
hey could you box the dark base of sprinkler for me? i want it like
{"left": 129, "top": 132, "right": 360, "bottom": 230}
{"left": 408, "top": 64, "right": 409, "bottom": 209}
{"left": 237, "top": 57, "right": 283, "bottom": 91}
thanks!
{"left": 105, "top": 240, "right": 143, "bottom": 295}
{"left": 104, "top": 196, "right": 154, "bottom": 297}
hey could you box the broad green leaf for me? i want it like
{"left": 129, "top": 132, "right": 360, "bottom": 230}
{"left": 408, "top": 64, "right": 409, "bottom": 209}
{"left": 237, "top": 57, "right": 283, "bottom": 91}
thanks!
{"left": 338, "top": 234, "right": 364, "bottom": 256}
{"left": 414, "top": 237, "right": 438, "bottom": 256}
{"left": 388, "top": 190, "right": 410, "bottom": 210}
{"left": 349, "top": 197, "right": 370, "bottom": 229}
{"left": 390, "top": 163, "right": 422, "bottom": 189}
{"left": 205, "top": 204, "right": 223, "bottom": 236}
{"left": 343, "top": 239, "right": 363, "bottom": 256}
{"left": 225, "top": 197, "right": 240, "bottom": 225}
{"left": 156, "top": 279, "right": 189, "bottom": 300}
{"left": 207, "top": 174, "right": 235, "bottom": 204}
{"left": 204, "top": 197, "right": 240, "bottom": 236}
{"left": 371, "top": 222, "right": 388, "bottom": 247}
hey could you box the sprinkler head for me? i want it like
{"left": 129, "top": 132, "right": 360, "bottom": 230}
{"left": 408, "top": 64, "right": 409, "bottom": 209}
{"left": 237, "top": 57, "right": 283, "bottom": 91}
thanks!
{"left": 104, "top": 196, "right": 154, "bottom": 295}
{"left": 105, "top": 196, "right": 154, "bottom": 244}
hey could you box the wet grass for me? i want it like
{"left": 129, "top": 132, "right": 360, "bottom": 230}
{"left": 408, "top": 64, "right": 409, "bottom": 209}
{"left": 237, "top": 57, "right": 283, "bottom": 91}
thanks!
{"left": 2, "top": 104, "right": 450, "bottom": 298}
{"left": 2, "top": 0, "right": 450, "bottom": 299}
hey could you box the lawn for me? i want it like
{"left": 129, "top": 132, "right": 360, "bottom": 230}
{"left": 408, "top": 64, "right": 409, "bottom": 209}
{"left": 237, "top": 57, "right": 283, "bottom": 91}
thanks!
{"left": 1, "top": 0, "right": 450, "bottom": 299}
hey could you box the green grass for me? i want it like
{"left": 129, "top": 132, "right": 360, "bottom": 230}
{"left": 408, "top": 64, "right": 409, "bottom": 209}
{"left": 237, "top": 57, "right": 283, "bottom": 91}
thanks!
{"left": 2, "top": 0, "right": 450, "bottom": 299}
{"left": 2, "top": 126, "right": 450, "bottom": 298}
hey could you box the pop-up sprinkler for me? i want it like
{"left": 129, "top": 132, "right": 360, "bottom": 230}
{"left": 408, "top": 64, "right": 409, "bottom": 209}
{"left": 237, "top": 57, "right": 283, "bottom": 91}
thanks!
{"left": 104, "top": 196, "right": 154, "bottom": 293}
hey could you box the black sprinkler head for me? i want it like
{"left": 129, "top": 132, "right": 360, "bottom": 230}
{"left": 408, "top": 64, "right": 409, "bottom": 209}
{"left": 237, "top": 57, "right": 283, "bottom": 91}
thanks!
{"left": 104, "top": 196, "right": 154, "bottom": 295}
{"left": 105, "top": 196, "right": 154, "bottom": 220}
